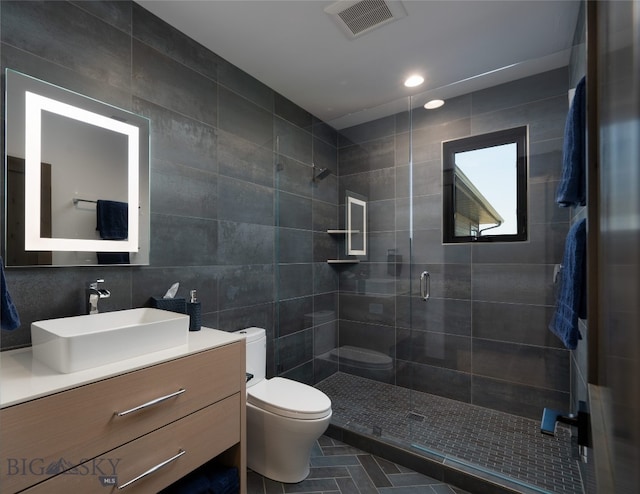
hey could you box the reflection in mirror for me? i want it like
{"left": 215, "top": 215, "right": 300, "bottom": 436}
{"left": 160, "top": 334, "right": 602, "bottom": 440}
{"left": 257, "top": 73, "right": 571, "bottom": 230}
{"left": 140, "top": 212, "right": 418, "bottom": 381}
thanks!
{"left": 4, "top": 69, "right": 150, "bottom": 266}
{"left": 346, "top": 191, "right": 367, "bottom": 256}
{"left": 442, "top": 126, "right": 528, "bottom": 243}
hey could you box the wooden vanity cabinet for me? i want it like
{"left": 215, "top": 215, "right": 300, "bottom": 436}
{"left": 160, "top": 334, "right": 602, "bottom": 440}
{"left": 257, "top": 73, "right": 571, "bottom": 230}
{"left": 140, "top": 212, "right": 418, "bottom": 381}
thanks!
{"left": 0, "top": 340, "right": 246, "bottom": 494}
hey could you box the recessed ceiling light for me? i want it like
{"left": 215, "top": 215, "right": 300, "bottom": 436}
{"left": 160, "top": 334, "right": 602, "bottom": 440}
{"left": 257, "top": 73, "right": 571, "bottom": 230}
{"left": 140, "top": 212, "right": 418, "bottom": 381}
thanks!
{"left": 404, "top": 75, "right": 424, "bottom": 88}
{"left": 424, "top": 99, "right": 445, "bottom": 109}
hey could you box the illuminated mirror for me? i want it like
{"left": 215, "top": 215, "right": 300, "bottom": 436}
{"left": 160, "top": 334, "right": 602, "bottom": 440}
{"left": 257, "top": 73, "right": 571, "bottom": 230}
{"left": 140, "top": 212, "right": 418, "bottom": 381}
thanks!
{"left": 442, "top": 126, "right": 528, "bottom": 243}
{"left": 346, "top": 191, "right": 367, "bottom": 256}
{"left": 4, "top": 69, "right": 150, "bottom": 266}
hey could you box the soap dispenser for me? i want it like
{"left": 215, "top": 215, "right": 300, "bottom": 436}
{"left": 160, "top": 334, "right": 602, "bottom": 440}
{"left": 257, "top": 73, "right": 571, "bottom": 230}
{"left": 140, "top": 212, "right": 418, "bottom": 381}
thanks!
{"left": 186, "top": 290, "right": 201, "bottom": 331}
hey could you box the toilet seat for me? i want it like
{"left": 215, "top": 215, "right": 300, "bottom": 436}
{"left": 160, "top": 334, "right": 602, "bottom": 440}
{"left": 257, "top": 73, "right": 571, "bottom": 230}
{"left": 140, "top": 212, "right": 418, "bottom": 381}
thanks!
{"left": 247, "top": 377, "right": 331, "bottom": 420}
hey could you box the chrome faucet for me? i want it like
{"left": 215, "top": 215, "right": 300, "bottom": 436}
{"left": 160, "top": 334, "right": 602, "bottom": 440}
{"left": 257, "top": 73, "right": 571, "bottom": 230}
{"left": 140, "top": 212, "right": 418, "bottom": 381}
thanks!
{"left": 87, "top": 279, "right": 111, "bottom": 314}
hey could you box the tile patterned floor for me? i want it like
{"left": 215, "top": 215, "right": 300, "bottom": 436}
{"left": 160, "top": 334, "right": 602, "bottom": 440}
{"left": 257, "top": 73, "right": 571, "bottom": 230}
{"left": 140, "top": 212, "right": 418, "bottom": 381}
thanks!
{"left": 246, "top": 435, "right": 471, "bottom": 494}
{"left": 316, "top": 373, "right": 583, "bottom": 494}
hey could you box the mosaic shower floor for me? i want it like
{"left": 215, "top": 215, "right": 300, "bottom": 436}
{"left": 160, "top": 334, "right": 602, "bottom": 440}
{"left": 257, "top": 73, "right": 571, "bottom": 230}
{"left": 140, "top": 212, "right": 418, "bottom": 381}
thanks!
{"left": 316, "top": 372, "right": 583, "bottom": 494}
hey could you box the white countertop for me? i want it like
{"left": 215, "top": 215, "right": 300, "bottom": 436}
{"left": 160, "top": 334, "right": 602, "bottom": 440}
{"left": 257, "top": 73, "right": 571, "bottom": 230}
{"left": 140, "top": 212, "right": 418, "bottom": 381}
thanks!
{"left": 0, "top": 327, "right": 244, "bottom": 408}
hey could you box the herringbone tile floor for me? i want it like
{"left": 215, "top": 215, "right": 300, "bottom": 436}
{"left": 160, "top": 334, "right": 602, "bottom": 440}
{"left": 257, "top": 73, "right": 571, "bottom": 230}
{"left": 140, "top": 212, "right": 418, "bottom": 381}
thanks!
{"left": 246, "top": 436, "right": 471, "bottom": 494}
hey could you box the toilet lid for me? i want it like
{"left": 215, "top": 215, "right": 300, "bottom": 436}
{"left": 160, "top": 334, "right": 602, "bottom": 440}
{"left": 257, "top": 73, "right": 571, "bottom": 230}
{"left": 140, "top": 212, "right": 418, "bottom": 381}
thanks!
{"left": 247, "top": 377, "right": 332, "bottom": 420}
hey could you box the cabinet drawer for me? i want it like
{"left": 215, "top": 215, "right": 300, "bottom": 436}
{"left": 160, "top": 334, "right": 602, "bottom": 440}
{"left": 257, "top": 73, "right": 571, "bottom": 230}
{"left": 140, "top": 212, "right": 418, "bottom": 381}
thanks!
{"left": 24, "top": 393, "right": 241, "bottom": 494}
{"left": 0, "top": 342, "right": 242, "bottom": 493}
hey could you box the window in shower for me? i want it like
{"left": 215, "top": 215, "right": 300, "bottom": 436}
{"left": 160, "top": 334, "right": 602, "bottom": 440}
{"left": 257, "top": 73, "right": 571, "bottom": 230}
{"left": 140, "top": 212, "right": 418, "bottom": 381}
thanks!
{"left": 442, "top": 126, "right": 528, "bottom": 243}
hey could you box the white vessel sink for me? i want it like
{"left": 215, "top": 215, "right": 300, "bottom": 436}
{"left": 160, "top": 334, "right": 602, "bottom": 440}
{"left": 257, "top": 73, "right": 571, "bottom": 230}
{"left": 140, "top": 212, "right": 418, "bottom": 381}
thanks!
{"left": 31, "top": 308, "right": 189, "bottom": 373}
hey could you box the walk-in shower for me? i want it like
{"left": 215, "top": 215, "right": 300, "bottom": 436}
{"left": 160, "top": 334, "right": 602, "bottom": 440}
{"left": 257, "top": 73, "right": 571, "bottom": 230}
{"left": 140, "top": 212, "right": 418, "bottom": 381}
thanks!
{"left": 274, "top": 4, "right": 586, "bottom": 493}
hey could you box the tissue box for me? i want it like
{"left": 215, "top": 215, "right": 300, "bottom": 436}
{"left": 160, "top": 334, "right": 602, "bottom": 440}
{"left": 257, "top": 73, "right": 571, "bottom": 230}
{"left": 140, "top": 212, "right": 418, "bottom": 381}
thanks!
{"left": 150, "top": 296, "right": 187, "bottom": 314}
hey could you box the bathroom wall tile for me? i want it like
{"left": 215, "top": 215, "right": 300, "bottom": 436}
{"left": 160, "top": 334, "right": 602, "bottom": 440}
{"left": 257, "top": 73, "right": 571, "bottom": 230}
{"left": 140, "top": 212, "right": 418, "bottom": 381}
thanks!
{"left": 134, "top": 98, "right": 218, "bottom": 175}
{"left": 396, "top": 360, "right": 471, "bottom": 403}
{"left": 314, "top": 357, "right": 339, "bottom": 384}
{"left": 338, "top": 320, "right": 396, "bottom": 358}
{"left": 218, "top": 60, "right": 273, "bottom": 111}
{"left": 338, "top": 115, "right": 396, "bottom": 147}
{"left": 150, "top": 160, "right": 217, "bottom": 219}
{"left": 398, "top": 229, "right": 472, "bottom": 265}
{"left": 313, "top": 232, "right": 339, "bottom": 263}
{"left": 313, "top": 200, "right": 338, "bottom": 232}
{"left": 219, "top": 86, "right": 273, "bottom": 147}
{"left": 472, "top": 301, "right": 563, "bottom": 348}
{"left": 472, "top": 68, "right": 567, "bottom": 115}
{"left": 280, "top": 228, "right": 312, "bottom": 263}
{"left": 339, "top": 292, "right": 396, "bottom": 327}
{"left": 275, "top": 116, "right": 312, "bottom": 164}
{"left": 276, "top": 156, "right": 312, "bottom": 197}
{"left": 218, "top": 264, "right": 274, "bottom": 310}
{"left": 368, "top": 232, "right": 397, "bottom": 263}
{"left": 277, "top": 328, "right": 313, "bottom": 372}
{"left": 279, "top": 263, "right": 314, "bottom": 300}
{"left": 403, "top": 118, "right": 472, "bottom": 165}
{"left": 396, "top": 297, "right": 472, "bottom": 337}
{"left": 313, "top": 136, "right": 337, "bottom": 173}
{"left": 339, "top": 168, "right": 396, "bottom": 202}
{"left": 71, "top": 0, "right": 132, "bottom": 33}
{"left": 471, "top": 222, "right": 567, "bottom": 265}
{"left": 218, "top": 176, "right": 274, "bottom": 226}
{"left": 473, "top": 339, "right": 570, "bottom": 392}
{"left": 278, "top": 296, "right": 314, "bottom": 337}
{"left": 314, "top": 263, "right": 339, "bottom": 294}
{"left": 529, "top": 181, "right": 571, "bottom": 225}
{"left": 313, "top": 172, "right": 339, "bottom": 205}
{"left": 275, "top": 93, "right": 313, "bottom": 131}
{"left": 150, "top": 214, "right": 217, "bottom": 267}
{"left": 217, "top": 301, "right": 274, "bottom": 333}
{"left": 1, "top": 1, "right": 132, "bottom": 91}
{"left": 472, "top": 264, "right": 555, "bottom": 305}
{"left": 339, "top": 135, "right": 395, "bottom": 176}
{"left": 132, "top": 2, "right": 220, "bottom": 82}
{"left": 315, "top": 320, "right": 339, "bottom": 356}
{"left": 395, "top": 160, "right": 441, "bottom": 199}
{"left": 529, "top": 137, "right": 563, "bottom": 184}
{"left": 278, "top": 192, "right": 312, "bottom": 229}
{"left": 218, "top": 130, "right": 274, "bottom": 187}
{"left": 314, "top": 292, "right": 338, "bottom": 315}
{"left": 471, "top": 94, "right": 567, "bottom": 144}
{"left": 313, "top": 118, "right": 338, "bottom": 147}
{"left": 395, "top": 194, "right": 441, "bottom": 232}
{"left": 472, "top": 375, "right": 569, "bottom": 420}
{"left": 218, "top": 221, "right": 274, "bottom": 265}
{"left": 132, "top": 40, "right": 217, "bottom": 126}
{"left": 281, "top": 359, "right": 315, "bottom": 386}
{"left": 367, "top": 200, "right": 396, "bottom": 233}
{"left": 396, "top": 328, "right": 471, "bottom": 372}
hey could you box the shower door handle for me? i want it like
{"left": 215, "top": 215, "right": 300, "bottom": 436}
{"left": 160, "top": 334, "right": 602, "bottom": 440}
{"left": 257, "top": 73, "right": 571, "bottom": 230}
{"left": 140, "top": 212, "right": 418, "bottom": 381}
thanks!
{"left": 420, "top": 271, "right": 430, "bottom": 301}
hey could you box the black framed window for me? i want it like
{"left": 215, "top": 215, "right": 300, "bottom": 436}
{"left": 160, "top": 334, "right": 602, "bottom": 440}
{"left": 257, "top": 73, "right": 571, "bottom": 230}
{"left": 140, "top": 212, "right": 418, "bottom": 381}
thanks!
{"left": 442, "top": 126, "right": 528, "bottom": 243}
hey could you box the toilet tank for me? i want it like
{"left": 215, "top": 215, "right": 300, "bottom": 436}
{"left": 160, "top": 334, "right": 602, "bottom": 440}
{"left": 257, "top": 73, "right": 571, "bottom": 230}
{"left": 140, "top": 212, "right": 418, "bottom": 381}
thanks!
{"left": 236, "top": 327, "right": 266, "bottom": 387}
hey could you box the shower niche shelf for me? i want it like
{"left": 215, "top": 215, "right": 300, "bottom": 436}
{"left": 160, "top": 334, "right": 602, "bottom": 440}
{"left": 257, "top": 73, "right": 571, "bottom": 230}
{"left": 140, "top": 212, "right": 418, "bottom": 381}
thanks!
{"left": 326, "top": 229, "right": 360, "bottom": 264}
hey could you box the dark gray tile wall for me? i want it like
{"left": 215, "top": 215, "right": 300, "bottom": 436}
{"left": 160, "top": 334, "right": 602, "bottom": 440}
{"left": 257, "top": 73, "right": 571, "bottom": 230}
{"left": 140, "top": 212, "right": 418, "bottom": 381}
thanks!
{"left": 335, "top": 68, "right": 572, "bottom": 419}
{"left": 0, "top": 1, "right": 339, "bottom": 378}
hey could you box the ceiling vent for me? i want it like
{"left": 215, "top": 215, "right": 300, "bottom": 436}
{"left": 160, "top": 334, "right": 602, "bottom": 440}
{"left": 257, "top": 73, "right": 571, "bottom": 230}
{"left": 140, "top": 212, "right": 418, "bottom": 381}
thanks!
{"left": 325, "top": 0, "right": 407, "bottom": 39}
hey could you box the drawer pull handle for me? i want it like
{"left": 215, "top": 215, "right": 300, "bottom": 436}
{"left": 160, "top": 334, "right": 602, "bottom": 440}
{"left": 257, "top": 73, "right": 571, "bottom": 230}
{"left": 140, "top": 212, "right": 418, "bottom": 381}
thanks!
{"left": 114, "top": 388, "right": 186, "bottom": 417}
{"left": 118, "top": 449, "right": 186, "bottom": 490}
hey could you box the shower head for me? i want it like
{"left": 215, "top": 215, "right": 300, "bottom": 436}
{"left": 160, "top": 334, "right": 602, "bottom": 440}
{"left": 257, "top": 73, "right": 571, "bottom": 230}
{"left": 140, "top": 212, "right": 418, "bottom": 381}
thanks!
{"left": 313, "top": 165, "right": 332, "bottom": 182}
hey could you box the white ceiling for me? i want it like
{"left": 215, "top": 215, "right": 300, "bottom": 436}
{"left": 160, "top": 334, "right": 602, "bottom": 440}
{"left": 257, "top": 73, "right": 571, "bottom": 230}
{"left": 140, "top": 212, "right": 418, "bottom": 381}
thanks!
{"left": 137, "top": 0, "right": 581, "bottom": 129}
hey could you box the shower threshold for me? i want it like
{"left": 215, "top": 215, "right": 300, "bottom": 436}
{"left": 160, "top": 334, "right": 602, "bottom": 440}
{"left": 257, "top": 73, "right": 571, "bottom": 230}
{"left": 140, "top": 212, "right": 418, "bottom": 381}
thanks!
{"left": 317, "top": 372, "right": 583, "bottom": 494}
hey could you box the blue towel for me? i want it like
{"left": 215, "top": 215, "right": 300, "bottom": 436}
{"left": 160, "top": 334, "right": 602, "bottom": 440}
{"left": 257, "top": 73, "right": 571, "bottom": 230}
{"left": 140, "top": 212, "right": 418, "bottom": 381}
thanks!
{"left": 96, "top": 200, "right": 128, "bottom": 240}
{"left": 549, "top": 219, "right": 587, "bottom": 349}
{"left": 1, "top": 256, "right": 21, "bottom": 331}
{"left": 556, "top": 76, "right": 586, "bottom": 207}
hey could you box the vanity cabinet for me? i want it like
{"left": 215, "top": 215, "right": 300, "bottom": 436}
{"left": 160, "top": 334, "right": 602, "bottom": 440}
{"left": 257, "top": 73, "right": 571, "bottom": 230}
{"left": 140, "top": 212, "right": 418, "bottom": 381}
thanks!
{"left": 0, "top": 336, "right": 246, "bottom": 494}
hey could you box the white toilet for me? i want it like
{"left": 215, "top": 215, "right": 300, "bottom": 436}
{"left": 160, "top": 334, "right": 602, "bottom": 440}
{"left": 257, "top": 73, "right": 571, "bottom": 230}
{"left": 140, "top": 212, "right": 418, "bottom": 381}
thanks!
{"left": 236, "top": 327, "right": 332, "bottom": 483}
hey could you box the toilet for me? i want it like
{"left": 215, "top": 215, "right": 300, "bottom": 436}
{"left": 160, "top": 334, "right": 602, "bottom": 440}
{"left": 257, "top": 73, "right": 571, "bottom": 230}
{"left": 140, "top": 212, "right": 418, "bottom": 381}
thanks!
{"left": 235, "top": 327, "right": 332, "bottom": 483}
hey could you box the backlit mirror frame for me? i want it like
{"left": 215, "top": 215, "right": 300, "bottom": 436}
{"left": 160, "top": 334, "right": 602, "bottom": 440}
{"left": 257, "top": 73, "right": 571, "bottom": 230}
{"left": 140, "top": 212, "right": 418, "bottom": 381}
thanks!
{"left": 345, "top": 191, "right": 367, "bottom": 256}
{"left": 4, "top": 69, "right": 150, "bottom": 266}
{"left": 442, "top": 126, "right": 528, "bottom": 243}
